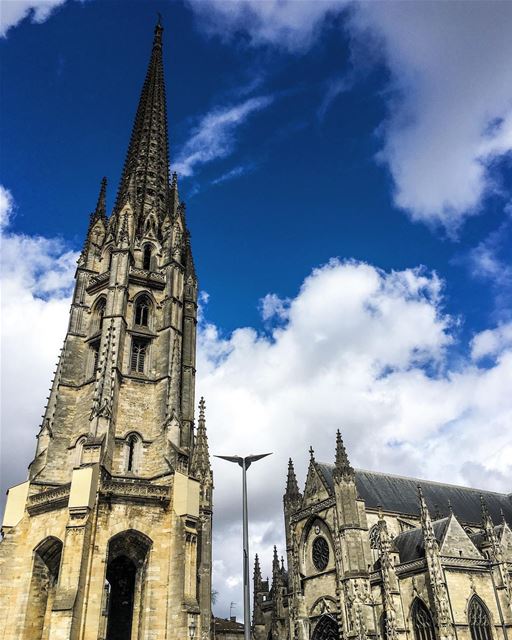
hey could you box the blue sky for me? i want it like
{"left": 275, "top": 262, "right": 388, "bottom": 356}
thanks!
{"left": 1, "top": 0, "right": 512, "bottom": 618}
{"left": 2, "top": 0, "right": 510, "bottom": 337}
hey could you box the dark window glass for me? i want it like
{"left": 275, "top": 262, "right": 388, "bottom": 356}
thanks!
{"left": 127, "top": 435, "right": 138, "bottom": 472}
{"left": 469, "top": 597, "right": 492, "bottom": 640}
{"left": 312, "top": 536, "right": 329, "bottom": 571}
{"left": 143, "top": 245, "right": 152, "bottom": 270}
{"left": 312, "top": 615, "right": 339, "bottom": 640}
{"left": 131, "top": 339, "right": 148, "bottom": 373}
{"left": 412, "top": 599, "right": 436, "bottom": 640}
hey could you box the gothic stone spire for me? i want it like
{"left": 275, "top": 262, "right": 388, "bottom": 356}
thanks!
{"left": 115, "top": 20, "right": 170, "bottom": 226}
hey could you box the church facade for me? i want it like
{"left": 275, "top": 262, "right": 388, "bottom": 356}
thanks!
{"left": 1, "top": 17, "right": 512, "bottom": 640}
{"left": 0, "top": 23, "right": 213, "bottom": 640}
{"left": 253, "top": 433, "right": 512, "bottom": 640}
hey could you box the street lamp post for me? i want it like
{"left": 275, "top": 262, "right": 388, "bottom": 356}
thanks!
{"left": 215, "top": 453, "right": 272, "bottom": 640}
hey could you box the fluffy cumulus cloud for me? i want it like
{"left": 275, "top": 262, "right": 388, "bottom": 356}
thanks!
{"left": 2, "top": 185, "right": 512, "bottom": 616}
{"left": 0, "top": 0, "right": 68, "bottom": 38}
{"left": 0, "top": 185, "right": 78, "bottom": 494}
{"left": 172, "top": 96, "right": 273, "bottom": 177}
{"left": 197, "top": 259, "right": 512, "bottom": 615}
{"left": 187, "top": 0, "right": 512, "bottom": 231}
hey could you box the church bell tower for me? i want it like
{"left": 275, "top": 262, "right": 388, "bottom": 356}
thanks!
{"left": 0, "top": 21, "right": 213, "bottom": 640}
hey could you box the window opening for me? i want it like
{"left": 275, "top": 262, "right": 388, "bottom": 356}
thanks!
{"left": 143, "top": 245, "right": 152, "bottom": 270}
{"left": 312, "top": 615, "right": 339, "bottom": 640}
{"left": 469, "top": 597, "right": 492, "bottom": 640}
{"left": 134, "top": 296, "right": 150, "bottom": 327}
{"left": 312, "top": 536, "right": 329, "bottom": 571}
{"left": 412, "top": 599, "right": 436, "bottom": 640}
{"left": 131, "top": 338, "right": 148, "bottom": 374}
{"left": 127, "top": 435, "right": 138, "bottom": 472}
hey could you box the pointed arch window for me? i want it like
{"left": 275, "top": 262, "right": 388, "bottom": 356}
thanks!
{"left": 142, "top": 244, "right": 152, "bottom": 271}
{"left": 312, "top": 614, "right": 339, "bottom": 640}
{"left": 412, "top": 599, "right": 436, "bottom": 640}
{"left": 130, "top": 338, "right": 148, "bottom": 374}
{"left": 75, "top": 436, "right": 86, "bottom": 466}
{"left": 90, "top": 339, "right": 101, "bottom": 375}
{"left": 469, "top": 596, "right": 492, "bottom": 640}
{"left": 125, "top": 433, "right": 141, "bottom": 473}
{"left": 134, "top": 295, "right": 151, "bottom": 327}
{"left": 92, "top": 297, "right": 106, "bottom": 334}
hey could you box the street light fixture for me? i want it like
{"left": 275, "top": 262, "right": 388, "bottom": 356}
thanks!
{"left": 215, "top": 453, "right": 272, "bottom": 640}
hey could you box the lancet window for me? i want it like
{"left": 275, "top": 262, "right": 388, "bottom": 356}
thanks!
{"left": 469, "top": 596, "right": 492, "bottom": 640}
{"left": 142, "top": 244, "right": 152, "bottom": 271}
{"left": 134, "top": 295, "right": 151, "bottom": 327}
{"left": 91, "top": 297, "right": 106, "bottom": 334}
{"left": 130, "top": 338, "right": 148, "bottom": 374}
{"left": 412, "top": 599, "right": 436, "bottom": 640}
{"left": 91, "top": 340, "right": 100, "bottom": 375}
{"left": 75, "top": 436, "right": 86, "bottom": 467}
{"left": 125, "top": 433, "right": 141, "bottom": 473}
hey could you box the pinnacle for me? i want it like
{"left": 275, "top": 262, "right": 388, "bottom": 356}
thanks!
{"left": 480, "top": 495, "right": 492, "bottom": 526}
{"left": 272, "top": 546, "right": 280, "bottom": 577}
{"left": 199, "top": 396, "right": 206, "bottom": 421}
{"left": 334, "top": 429, "right": 353, "bottom": 478}
{"left": 95, "top": 177, "right": 107, "bottom": 219}
{"left": 253, "top": 554, "right": 262, "bottom": 581}
{"left": 285, "top": 458, "right": 300, "bottom": 498}
{"left": 190, "top": 397, "right": 211, "bottom": 480}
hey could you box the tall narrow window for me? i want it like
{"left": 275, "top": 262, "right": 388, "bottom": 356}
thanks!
{"left": 91, "top": 340, "right": 100, "bottom": 374}
{"left": 131, "top": 338, "right": 148, "bottom": 374}
{"left": 134, "top": 295, "right": 150, "bottom": 327}
{"left": 142, "top": 245, "right": 152, "bottom": 270}
{"left": 126, "top": 434, "right": 139, "bottom": 472}
{"left": 412, "top": 599, "right": 436, "bottom": 640}
{"left": 92, "top": 297, "right": 106, "bottom": 334}
{"left": 469, "top": 596, "right": 492, "bottom": 640}
{"left": 75, "top": 436, "right": 86, "bottom": 466}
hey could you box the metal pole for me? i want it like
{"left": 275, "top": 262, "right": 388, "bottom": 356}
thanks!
{"left": 214, "top": 453, "right": 272, "bottom": 640}
{"left": 242, "top": 458, "right": 251, "bottom": 640}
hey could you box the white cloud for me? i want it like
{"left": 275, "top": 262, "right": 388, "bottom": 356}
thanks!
{"left": 2, "top": 189, "right": 512, "bottom": 618}
{"left": 0, "top": 0, "right": 68, "bottom": 38}
{"left": 185, "top": 0, "right": 348, "bottom": 52}
{"left": 187, "top": 0, "right": 512, "bottom": 231}
{"left": 173, "top": 96, "right": 273, "bottom": 177}
{"left": 0, "top": 185, "right": 78, "bottom": 493}
{"left": 196, "top": 259, "right": 512, "bottom": 616}
{"left": 349, "top": 2, "right": 512, "bottom": 231}
{"left": 471, "top": 322, "right": 512, "bottom": 361}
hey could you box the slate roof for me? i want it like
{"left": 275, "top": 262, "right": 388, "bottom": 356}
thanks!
{"left": 315, "top": 464, "right": 512, "bottom": 526}
{"left": 393, "top": 518, "right": 450, "bottom": 562}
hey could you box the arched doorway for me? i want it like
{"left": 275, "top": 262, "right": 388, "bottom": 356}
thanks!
{"left": 104, "top": 530, "right": 152, "bottom": 640}
{"left": 23, "top": 536, "right": 63, "bottom": 639}
{"left": 312, "top": 614, "right": 339, "bottom": 640}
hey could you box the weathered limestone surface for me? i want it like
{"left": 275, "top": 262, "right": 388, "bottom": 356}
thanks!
{"left": 0, "top": 21, "right": 212, "bottom": 640}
